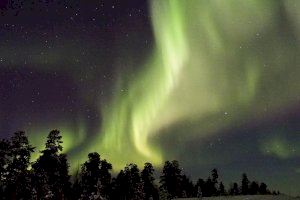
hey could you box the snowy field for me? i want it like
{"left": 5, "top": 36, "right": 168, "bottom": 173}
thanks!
{"left": 174, "top": 195, "right": 300, "bottom": 200}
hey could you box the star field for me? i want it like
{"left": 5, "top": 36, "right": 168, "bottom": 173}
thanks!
{"left": 0, "top": 0, "right": 300, "bottom": 196}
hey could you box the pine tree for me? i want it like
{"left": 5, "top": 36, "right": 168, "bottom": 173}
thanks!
{"left": 259, "top": 182, "right": 268, "bottom": 194}
{"left": 71, "top": 167, "right": 82, "bottom": 200}
{"left": 111, "top": 170, "right": 127, "bottom": 200}
{"left": 5, "top": 131, "right": 35, "bottom": 199}
{"left": 249, "top": 181, "right": 259, "bottom": 195}
{"left": 159, "top": 160, "right": 183, "bottom": 199}
{"left": 181, "top": 174, "right": 194, "bottom": 198}
{"left": 99, "top": 159, "right": 112, "bottom": 198}
{"left": 80, "top": 152, "right": 112, "bottom": 199}
{"left": 0, "top": 139, "right": 10, "bottom": 197}
{"left": 124, "top": 164, "right": 145, "bottom": 200}
{"left": 205, "top": 177, "right": 214, "bottom": 196}
{"left": 111, "top": 164, "right": 145, "bottom": 200}
{"left": 211, "top": 168, "right": 219, "bottom": 195}
{"left": 229, "top": 182, "right": 239, "bottom": 195}
{"left": 195, "top": 178, "right": 205, "bottom": 197}
{"left": 219, "top": 181, "right": 226, "bottom": 195}
{"left": 241, "top": 173, "right": 249, "bottom": 195}
{"left": 80, "top": 152, "right": 102, "bottom": 198}
{"left": 141, "top": 162, "right": 159, "bottom": 200}
{"left": 32, "top": 130, "right": 71, "bottom": 199}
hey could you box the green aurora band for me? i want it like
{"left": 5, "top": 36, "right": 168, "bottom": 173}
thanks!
{"left": 28, "top": 0, "right": 300, "bottom": 172}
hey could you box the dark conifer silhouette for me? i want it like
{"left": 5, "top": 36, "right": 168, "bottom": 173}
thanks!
{"left": 0, "top": 129, "right": 283, "bottom": 199}
{"left": 99, "top": 159, "right": 113, "bottom": 198}
{"left": 259, "top": 182, "right": 268, "bottom": 194}
{"left": 249, "top": 181, "right": 259, "bottom": 195}
{"left": 195, "top": 178, "right": 205, "bottom": 197}
{"left": 5, "top": 131, "right": 34, "bottom": 199}
{"left": 159, "top": 160, "right": 183, "bottom": 199}
{"left": 180, "top": 174, "right": 194, "bottom": 198}
{"left": 211, "top": 168, "right": 219, "bottom": 195}
{"left": 111, "top": 163, "right": 145, "bottom": 200}
{"left": 111, "top": 169, "right": 127, "bottom": 200}
{"left": 205, "top": 177, "right": 214, "bottom": 196}
{"left": 241, "top": 173, "right": 249, "bottom": 195}
{"left": 79, "top": 152, "right": 112, "bottom": 199}
{"left": 229, "top": 182, "right": 240, "bottom": 195}
{"left": 0, "top": 139, "right": 10, "bottom": 197}
{"left": 125, "top": 164, "right": 145, "bottom": 200}
{"left": 219, "top": 181, "right": 226, "bottom": 196}
{"left": 80, "top": 152, "right": 102, "bottom": 199}
{"left": 141, "top": 162, "right": 159, "bottom": 200}
{"left": 32, "top": 130, "right": 71, "bottom": 199}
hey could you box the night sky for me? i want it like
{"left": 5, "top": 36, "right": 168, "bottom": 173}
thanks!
{"left": 0, "top": 0, "right": 300, "bottom": 196}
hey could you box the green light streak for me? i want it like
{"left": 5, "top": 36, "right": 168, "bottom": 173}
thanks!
{"left": 84, "top": 0, "right": 189, "bottom": 169}
{"left": 25, "top": 0, "right": 300, "bottom": 173}
{"left": 29, "top": 123, "right": 86, "bottom": 163}
{"left": 260, "top": 135, "right": 300, "bottom": 159}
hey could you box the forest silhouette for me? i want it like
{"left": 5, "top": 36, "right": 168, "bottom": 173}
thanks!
{"left": 0, "top": 130, "right": 281, "bottom": 199}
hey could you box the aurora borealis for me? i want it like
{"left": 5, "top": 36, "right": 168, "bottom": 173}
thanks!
{"left": 0, "top": 0, "right": 300, "bottom": 196}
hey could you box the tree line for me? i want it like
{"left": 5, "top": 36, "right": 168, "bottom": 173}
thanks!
{"left": 0, "top": 130, "right": 280, "bottom": 199}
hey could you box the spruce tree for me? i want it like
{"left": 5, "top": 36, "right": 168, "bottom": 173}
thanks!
{"left": 249, "top": 181, "right": 259, "bottom": 195}
{"left": 141, "top": 162, "right": 159, "bottom": 200}
{"left": 5, "top": 131, "right": 35, "bottom": 199}
{"left": 205, "top": 177, "right": 213, "bottom": 196}
{"left": 219, "top": 181, "right": 226, "bottom": 196}
{"left": 211, "top": 168, "right": 219, "bottom": 195}
{"left": 159, "top": 160, "right": 183, "bottom": 199}
{"left": 0, "top": 139, "right": 10, "bottom": 197}
{"left": 111, "top": 164, "right": 145, "bottom": 200}
{"left": 32, "top": 130, "right": 71, "bottom": 199}
{"left": 180, "top": 174, "right": 194, "bottom": 198}
{"left": 229, "top": 182, "right": 239, "bottom": 195}
{"left": 195, "top": 178, "right": 205, "bottom": 197}
{"left": 111, "top": 169, "right": 127, "bottom": 199}
{"left": 124, "top": 164, "right": 145, "bottom": 200}
{"left": 241, "top": 173, "right": 249, "bottom": 195}
{"left": 80, "top": 152, "right": 102, "bottom": 198}
{"left": 259, "top": 182, "right": 268, "bottom": 194}
{"left": 80, "top": 152, "right": 112, "bottom": 199}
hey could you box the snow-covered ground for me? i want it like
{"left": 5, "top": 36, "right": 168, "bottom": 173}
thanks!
{"left": 174, "top": 195, "right": 300, "bottom": 200}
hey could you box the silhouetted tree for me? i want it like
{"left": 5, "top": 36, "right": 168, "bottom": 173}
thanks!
{"left": 195, "top": 178, "right": 205, "bottom": 197}
{"left": 32, "top": 130, "right": 71, "bottom": 199}
{"left": 80, "top": 152, "right": 112, "bottom": 199}
{"left": 180, "top": 174, "right": 194, "bottom": 198}
{"left": 219, "top": 181, "right": 226, "bottom": 195}
{"left": 0, "top": 139, "right": 10, "bottom": 197}
{"left": 99, "top": 159, "right": 112, "bottom": 198}
{"left": 71, "top": 168, "right": 82, "bottom": 200}
{"left": 241, "top": 173, "right": 249, "bottom": 195}
{"left": 249, "top": 181, "right": 259, "bottom": 195}
{"left": 229, "top": 182, "right": 239, "bottom": 195}
{"left": 80, "top": 152, "right": 102, "bottom": 199}
{"left": 205, "top": 177, "right": 214, "bottom": 196}
{"left": 159, "top": 160, "right": 182, "bottom": 199}
{"left": 211, "top": 168, "right": 219, "bottom": 195}
{"left": 0, "top": 129, "right": 283, "bottom": 199}
{"left": 112, "top": 164, "right": 145, "bottom": 200}
{"left": 111, "top": 169, "right": 127, "bottom": 200}
{"left": 141, "top": 162, "right": 159, "bottom": 200}
{"left": 259, "top": 182, "right": 268, "bottom": 194}
{"left": 125, "top": 164, "right": 145, "bottom": 200}
{"left": 5, "top": 131, "right": 35, "bottom": 199}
